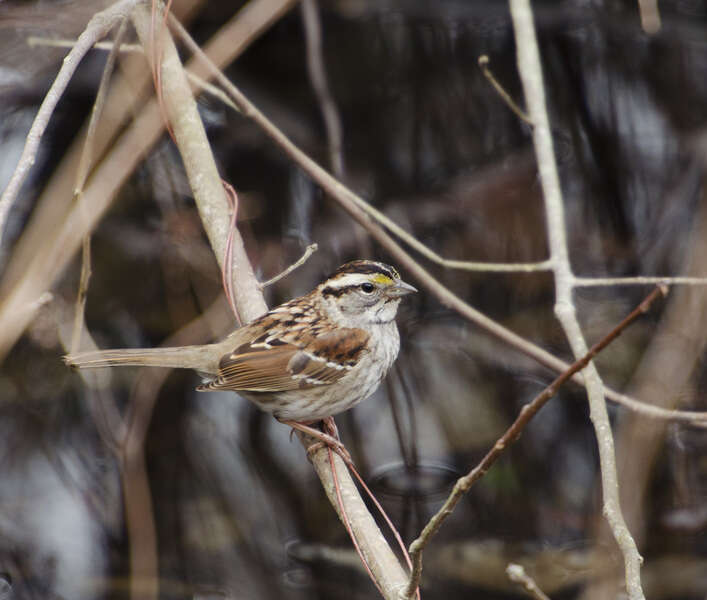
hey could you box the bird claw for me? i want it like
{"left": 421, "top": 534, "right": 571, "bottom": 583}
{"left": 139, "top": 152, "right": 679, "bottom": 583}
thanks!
{"left": 279, "top": 418, "right": 353, "bottom": 466}
{"left": 305, "top": 437, "right": 352, "bottom": 465}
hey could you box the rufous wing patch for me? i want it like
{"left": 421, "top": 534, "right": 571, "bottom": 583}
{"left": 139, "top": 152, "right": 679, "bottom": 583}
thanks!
{"left": 200, "top": 327, "right": 369, "bottom": 393}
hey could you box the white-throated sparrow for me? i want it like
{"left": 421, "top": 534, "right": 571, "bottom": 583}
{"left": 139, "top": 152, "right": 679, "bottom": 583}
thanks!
{"left": 65, "top": 260, "right": 416, "bottom": 423}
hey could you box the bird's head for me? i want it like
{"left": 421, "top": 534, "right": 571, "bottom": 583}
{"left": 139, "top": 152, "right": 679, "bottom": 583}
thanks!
{"left": 318, "top": 260, "right": 417, "bottom": 327}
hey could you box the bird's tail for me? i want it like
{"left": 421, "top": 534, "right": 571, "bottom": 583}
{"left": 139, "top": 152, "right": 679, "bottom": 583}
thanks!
{"left": 64, "top": 345, "right": 220, "bottom": 375}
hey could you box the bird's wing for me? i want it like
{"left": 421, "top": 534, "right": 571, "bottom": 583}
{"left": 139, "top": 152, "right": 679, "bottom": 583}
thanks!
{"left": 199, "top": 328, "right": 370, "bottom": 392}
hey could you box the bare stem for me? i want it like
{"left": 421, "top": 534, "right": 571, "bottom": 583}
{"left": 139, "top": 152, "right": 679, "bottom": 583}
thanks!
{"left": 404, "top": 286, "right": 666, "bottom": 597}
{"left": 133, "top": 3, "right": 265, "bottom": 320}
{"left": 301, "top": 0, "right": 345, "bottom": 178}
{"left": 301, "top": 432, "right": 410, "bottom": 599}
{"left": 0, "top": 0, "right": 142, "bottom": 246}
{"left": 70, "top": 19, "right": 128, "bottom": 355}
{"left": 259, "top": 243, "right": 319, "bottom": 288}
{"left": 137, "top": 8, "right": 410, "bottom": 597}
{"left": 27, "top": 35, "right": 240, "bottom": 110}
{"left": 166, "top": 14, "right": 707, "bottom": 426}
{"left": 478, "top": 55, "right": 533, "bottom": 125}
{"left": 575, "top": 276, "right": 707, "bottom": 286}
{"left": 509, "top": 0, "right": 645, "bottom": 596}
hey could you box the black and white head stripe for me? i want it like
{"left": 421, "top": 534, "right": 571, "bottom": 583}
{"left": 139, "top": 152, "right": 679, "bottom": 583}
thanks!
{"left": 328, "top": 260, "right": 400, "bottom": 281}
{"left": 321, "top": 261, "right": 400, "bottom": 297}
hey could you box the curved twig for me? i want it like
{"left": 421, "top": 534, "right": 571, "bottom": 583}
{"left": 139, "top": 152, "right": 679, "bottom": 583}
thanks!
{"left": 0, "top": 0, "right": 142, "bottom": 246}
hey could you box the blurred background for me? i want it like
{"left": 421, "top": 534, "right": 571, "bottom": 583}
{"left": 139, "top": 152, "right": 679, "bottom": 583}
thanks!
{"left": 0, "top": 0, "right": 706, "bottom": 598}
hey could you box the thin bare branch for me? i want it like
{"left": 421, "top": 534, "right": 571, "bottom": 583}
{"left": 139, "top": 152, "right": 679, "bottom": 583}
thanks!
{"left": 27, "top": 36, "right": 240, "bottom": 110}
{"left": 404, "top": 286, "right": 666, "bottom": 597}
{"left": 301, "top": 432, "right": 410, "bottom": 600}
{"left": 575, "top": 276, "right": 707, "bottom": 286}
{"left": 74, "top": 25, "right": 128, "bottom": 192}
{"left": 27, "top": 36, "right": 141, "bottom": 52}
{"left": 509, "top": 0, "right": 645, "bottom": 597}
{"left": 165, "top": 17, "right": 707, "bottom": 425}
{"left": 136, "top": 7, "right": 411, "bottom": 597}
{"left": 70, "top": 20, "right": 128, "bottom": 355}
{"left": 259, "top": 243, "right": 319, "bottom": 288}
{"left": 173, "top": 15, "right": 552, "bottom": 277}
{"left": 0, "top": 0, "right": 142, "bottom": 246}
{"left": 301, "top": 0, "right": 345, "bottom": 178}
{"left": 478, "top": 54, "right": 533, "bottom": 125}
{"left": 185, "top": 72, "right": 239, "bottom": 111}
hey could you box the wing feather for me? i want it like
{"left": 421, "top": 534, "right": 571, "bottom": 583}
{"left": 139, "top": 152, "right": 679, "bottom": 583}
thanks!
{"left": 200, "top": 328, "right": 369, "bottom": 393}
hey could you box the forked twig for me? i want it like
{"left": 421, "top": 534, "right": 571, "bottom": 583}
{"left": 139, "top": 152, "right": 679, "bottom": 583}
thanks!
{"left": 167, "top": 15, "right": 551, "bottom": 277}
{"left": 404, "top": 285, "right": 667, "bottom": 597}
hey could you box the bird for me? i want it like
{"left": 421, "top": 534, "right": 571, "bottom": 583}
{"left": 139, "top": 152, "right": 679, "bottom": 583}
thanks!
{"left": 65, "top": 260, "right": 416, "bottom": 446}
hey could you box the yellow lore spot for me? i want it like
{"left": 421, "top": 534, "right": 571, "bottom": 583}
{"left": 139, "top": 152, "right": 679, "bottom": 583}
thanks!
{"left": 371, "top": 273, "right": 394, "bottom": 285}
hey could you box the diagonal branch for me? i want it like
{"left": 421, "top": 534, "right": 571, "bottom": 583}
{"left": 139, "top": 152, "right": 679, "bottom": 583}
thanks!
{"left": 404, "top": 285, "right": 666, "bottom": 597}
{"left": 166, "top": 15, "right": 707, "bottom": 425}
{"left": 0, "top": 0, "right": 298, "bottom": 360}
{"left": 132, "top": 6, "right": 409, "bottom": 598}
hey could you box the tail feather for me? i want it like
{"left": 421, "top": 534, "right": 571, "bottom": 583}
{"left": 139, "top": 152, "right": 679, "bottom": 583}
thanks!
{"left": 64, "top": 345, "right": 220, "bottom": 375}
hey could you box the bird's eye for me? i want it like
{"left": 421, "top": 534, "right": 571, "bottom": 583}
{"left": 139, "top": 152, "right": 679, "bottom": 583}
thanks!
{"left": 360, "top": 282, "right": 375, "bottom": 294}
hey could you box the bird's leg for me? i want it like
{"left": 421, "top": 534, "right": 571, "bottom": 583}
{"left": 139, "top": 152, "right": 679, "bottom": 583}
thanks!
{"left": 314, "top": 417, "right": 352, "bottom": 463}
{"left": 279, "top": 418, "right": 352, "bottom": 466}
{"left": 321, "top": 416, "right": 340, "bottom": 440}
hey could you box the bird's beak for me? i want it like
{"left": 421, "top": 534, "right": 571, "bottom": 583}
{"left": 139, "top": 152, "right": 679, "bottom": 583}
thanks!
{"left": 388, "top": 279, "right": 417, "bottom": 297}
